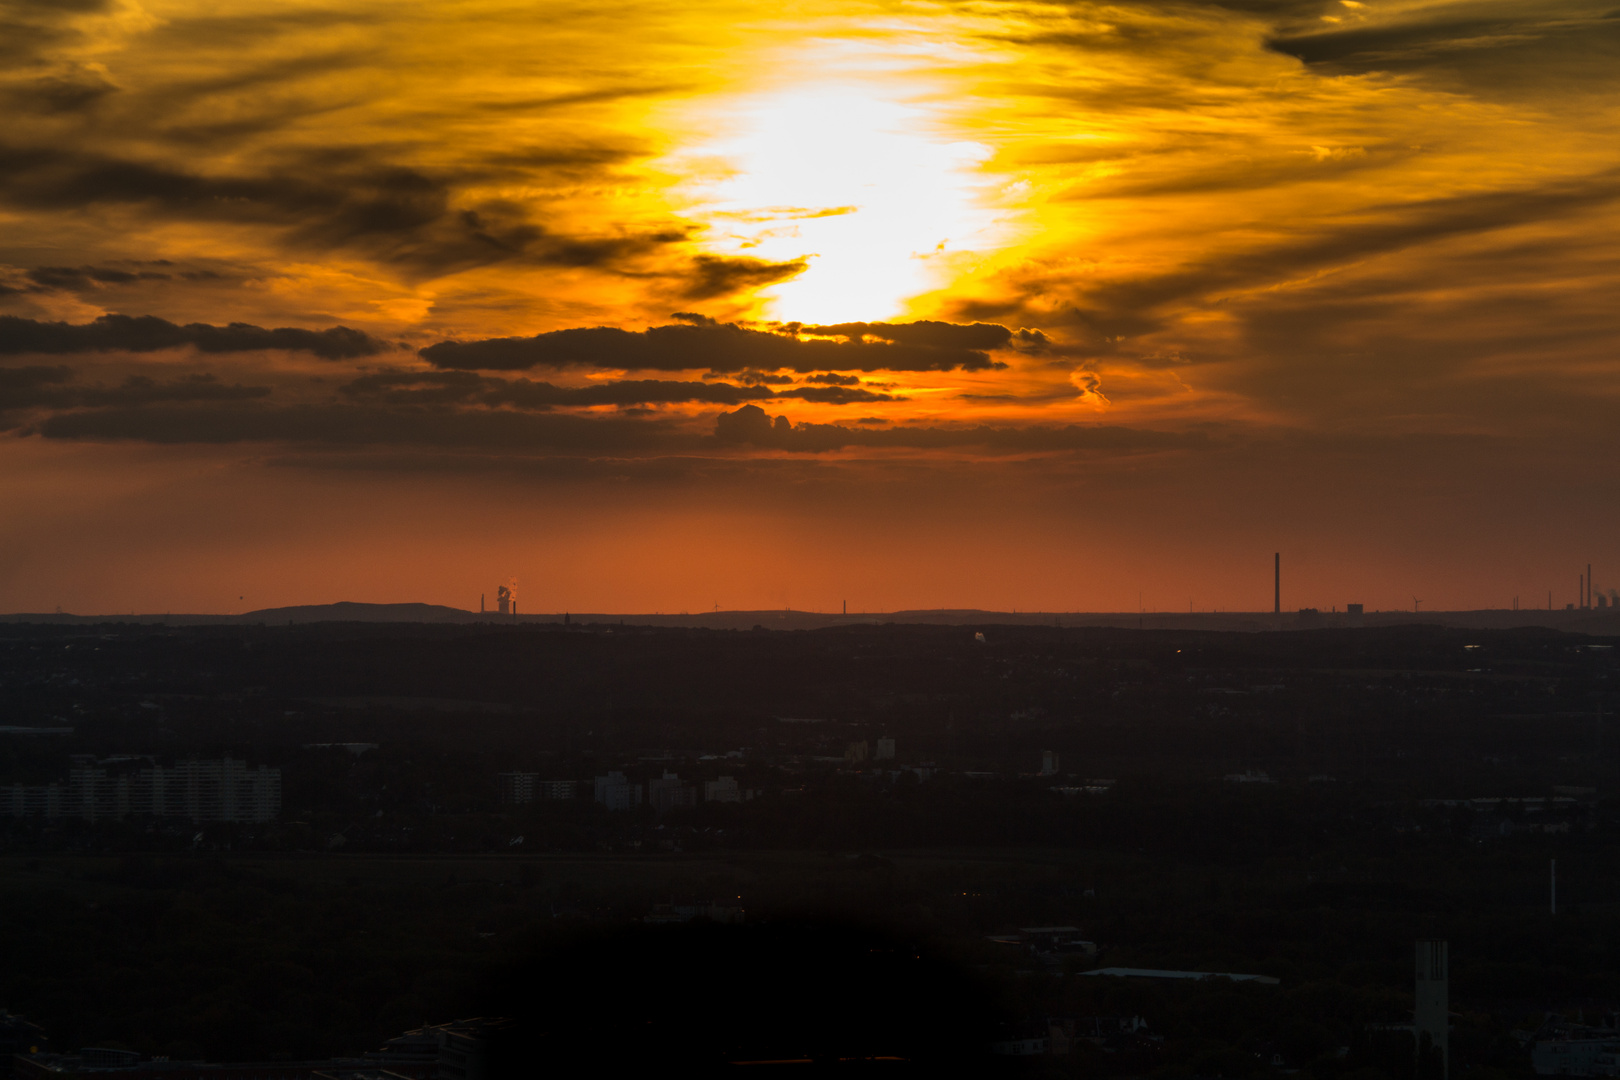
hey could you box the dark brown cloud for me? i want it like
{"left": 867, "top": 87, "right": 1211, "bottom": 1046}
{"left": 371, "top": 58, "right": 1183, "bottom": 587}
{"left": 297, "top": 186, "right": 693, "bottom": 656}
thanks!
{"left": 5, "top": 65, "right": 120, "bottom": 113}
{"left": 340, "top": 370, "right": 899, "bottom": 408}
{"left": 0, "top": 0, "right": 114, "bottom": 65}
{"left": 712, "top": 404, "right": 1203, "bottom": 454}
{"left": 0, "top": 366, "right": 269, "bottom": 413}
{"left": 1265, "top": 2, "right": 1620, "bottom": 99}
{"left": 1268, "top": 5, "right": 1620, "bottom": 67}
{"left": 0, "top": 143, "right": 679, "bottom": 277}
{"left": 419, "top": 321, "right": 1009, "bottom": 373}
{"left": 32, "top": 402, "right": 686, "bottom": 452}
{"left": 682, "top": 255, "right": 809, "bottom": 300}
{"left": 795, "top": 320, "right": 1046, "bottom": 351}
{"left": 21, "top": 392, "right": 1190, "bottom": 458}
{"left": 25, "top": 264, "right": 173, "bottom": 289}
{"left": 0, "top": 314, "right": 390, "bottom": 359}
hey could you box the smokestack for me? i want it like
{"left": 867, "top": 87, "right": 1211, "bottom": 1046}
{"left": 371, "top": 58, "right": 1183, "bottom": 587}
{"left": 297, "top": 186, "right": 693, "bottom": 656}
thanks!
{"left": 1274, "top": 553, "right": 1280, "bottom": 615}
{"left": 1588, "top": 564, "right": 1593, "bottom": 608}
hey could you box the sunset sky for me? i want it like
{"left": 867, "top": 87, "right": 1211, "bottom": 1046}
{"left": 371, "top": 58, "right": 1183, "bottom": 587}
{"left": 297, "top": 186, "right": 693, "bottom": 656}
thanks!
{"left": 2, "top": 0, "right": 1617, "bottom": 615}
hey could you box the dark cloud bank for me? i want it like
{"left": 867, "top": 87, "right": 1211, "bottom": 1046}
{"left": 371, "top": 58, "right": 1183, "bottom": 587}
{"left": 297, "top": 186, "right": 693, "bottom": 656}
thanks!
{"left": 711, "top": 404, "right": 1195, "bottom": 454}
{"left": 419, "top": 319, "right": 1033, "bottom": 373}
{"left": 0, "top": 365, "right": 268, "bottom": 413}
{"left": 21, "top": 396, "right": 1197, "bottom": 458}
{"left": 0, "top": 314, "right": 388, "bottom": 359}
{"left": 0, "top": 141, "right": 681, "bottom": 278}
{"left": 0, "top": 314, "right": 1038, "bottom": 373}
{"left": 339, "top": 370, "right": 900, "bottom": 407}
{"left": 0, "top": 313, "right": 1153, "bottom": 457}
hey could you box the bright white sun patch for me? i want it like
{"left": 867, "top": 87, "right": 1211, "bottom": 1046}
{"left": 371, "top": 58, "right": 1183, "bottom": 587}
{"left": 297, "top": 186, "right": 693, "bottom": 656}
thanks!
{"left": 676, "top": 83, "right": 999, "bottom": 325}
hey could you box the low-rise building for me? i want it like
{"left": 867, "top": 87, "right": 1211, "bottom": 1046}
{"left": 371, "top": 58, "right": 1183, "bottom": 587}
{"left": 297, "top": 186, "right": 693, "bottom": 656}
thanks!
{"left": 497, "top": 775, "right": 576, "bottom": 805}
{"left": 593, "top": 772, "right": 641, "bottom": 811}
{"left": 645, "top": 901, "right": 745, "bottom": 925}
{"left": 1532, "top": 1039, "right": 1620, "bottom": 1076}
{"left": 703, "top": 776, "right": 757, "bottom": 803}
{"left": 0, "top": 758, "right": 280, "bottom": 823}
{"left": 1079, "top": 967, "right": 1280, "bottom": 985}
{"left": 646, "top": 773, "right": 696, "bottom": 812}
{"left": 8, "top": 1020, "right": 503, "bottom": 1080}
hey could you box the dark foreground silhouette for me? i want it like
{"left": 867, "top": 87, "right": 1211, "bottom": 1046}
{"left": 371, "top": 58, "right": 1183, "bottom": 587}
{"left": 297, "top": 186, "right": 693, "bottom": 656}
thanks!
{"left": 480, "top": 921, "right": 1006, "bottom": 1073}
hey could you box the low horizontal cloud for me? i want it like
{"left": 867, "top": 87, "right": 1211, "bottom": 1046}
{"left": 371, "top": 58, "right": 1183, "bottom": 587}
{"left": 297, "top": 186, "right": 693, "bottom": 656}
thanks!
{"left": 712, "top": 404, "right": 1198, "bottom": 454}
{"left": 7, "top": 65, "right": 120, "bottom": 114}
{"left": 0, "top": 314, "right": 390, "bottom": 359}
{"left": 0, "top": 142, "right": 680, "bottom": 278}
{"left": 26, "top": 264, "right": 174, "bottom": 289}
{"left": 340, "top": 370, "right": 899, "bottom": 407}
{"left": 795, "top": 320, "right": 1046, "bottom": 351}
{"left": 32, "top": 402, "right": 686, "bottom": 452}
{"left": 21, "top": 394, "right": 1194, "bottom": 458}
{"left": 419, "top": 320, "right": 1010, "bottom": 373}
{"left": 1267, "top": 7, "right": 1610, "bottom": 69}
{"left": 682, "top": 255, "right": 808, "bottom": 300}
{"left": 1, "top": 366, "right": 270, "bottom": 413}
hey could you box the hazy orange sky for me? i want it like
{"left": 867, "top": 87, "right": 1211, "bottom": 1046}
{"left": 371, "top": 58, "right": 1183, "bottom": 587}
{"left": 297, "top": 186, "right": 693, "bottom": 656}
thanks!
{"left": 2, "top": 0, "right": 1617, "bottom": 614}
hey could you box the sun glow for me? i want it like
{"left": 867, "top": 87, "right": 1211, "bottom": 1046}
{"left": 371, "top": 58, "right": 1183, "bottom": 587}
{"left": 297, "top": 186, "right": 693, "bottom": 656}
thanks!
{"left": 678, "top": 83, "right": 1003, "bottom": 325}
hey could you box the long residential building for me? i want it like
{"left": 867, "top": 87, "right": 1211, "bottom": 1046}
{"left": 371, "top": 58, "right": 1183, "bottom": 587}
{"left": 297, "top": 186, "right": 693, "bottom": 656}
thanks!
{"left": 0, "top": 758, "right": 281, "bottom": 822}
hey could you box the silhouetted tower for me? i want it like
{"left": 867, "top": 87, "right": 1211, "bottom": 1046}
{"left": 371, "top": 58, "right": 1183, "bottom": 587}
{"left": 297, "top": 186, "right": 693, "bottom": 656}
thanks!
{"left": 497, "top": 585, "right": 512, "bottom": 616}
{"left": 1415, "top": 940, "right": 1448, "bottom": 1079}
{"left": 1274, "top": 553, "right": 1280, "bottom": 615}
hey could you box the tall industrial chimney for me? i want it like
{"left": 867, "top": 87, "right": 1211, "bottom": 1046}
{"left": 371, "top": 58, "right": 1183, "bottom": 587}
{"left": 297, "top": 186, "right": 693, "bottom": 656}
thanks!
{"left": 1274, "top": 553, "right": 1280, "bottom": 615}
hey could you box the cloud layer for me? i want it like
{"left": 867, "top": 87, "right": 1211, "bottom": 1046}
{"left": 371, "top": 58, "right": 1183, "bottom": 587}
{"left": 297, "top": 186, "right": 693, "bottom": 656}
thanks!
{"left": 419, "top": 321, "right": 1009, "bottom": 373}
{"left": 0, "top": 315, "right": 388, "bottom": 359}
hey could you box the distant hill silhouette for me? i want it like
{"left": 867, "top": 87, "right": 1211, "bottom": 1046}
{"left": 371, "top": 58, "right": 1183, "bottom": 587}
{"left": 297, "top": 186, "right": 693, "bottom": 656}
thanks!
{"left": 0, "top": 600, "right": 481, "bottom": 626}
{"left": 245, "top": 600, "right": 478, "bottom": 624}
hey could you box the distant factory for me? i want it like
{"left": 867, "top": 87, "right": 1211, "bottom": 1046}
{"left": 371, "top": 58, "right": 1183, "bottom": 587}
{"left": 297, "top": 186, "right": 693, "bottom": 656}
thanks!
{"left": 480, "top": 580, "right": 519, "bottom": 617}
